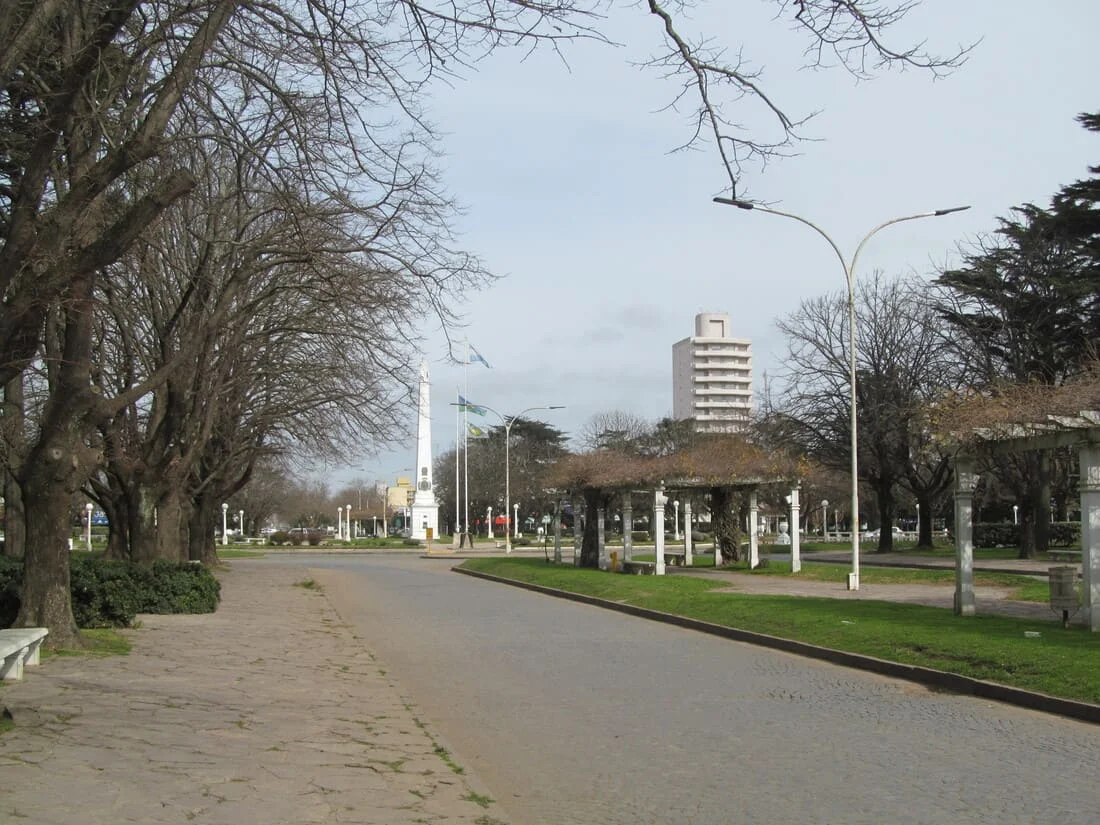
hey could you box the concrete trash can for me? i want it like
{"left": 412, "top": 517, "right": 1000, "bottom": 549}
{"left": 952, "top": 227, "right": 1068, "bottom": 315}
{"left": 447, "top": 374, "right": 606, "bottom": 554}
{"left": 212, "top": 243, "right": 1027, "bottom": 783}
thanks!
{"left": 1048, "top": 566, "right": 1078, "bottom": 628}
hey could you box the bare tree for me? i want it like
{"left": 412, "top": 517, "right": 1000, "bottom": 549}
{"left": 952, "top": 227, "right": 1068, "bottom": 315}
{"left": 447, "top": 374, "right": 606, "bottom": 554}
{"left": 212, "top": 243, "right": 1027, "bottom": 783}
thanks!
{"left": 774, "top": 272, "right": 960, "bottom": 550}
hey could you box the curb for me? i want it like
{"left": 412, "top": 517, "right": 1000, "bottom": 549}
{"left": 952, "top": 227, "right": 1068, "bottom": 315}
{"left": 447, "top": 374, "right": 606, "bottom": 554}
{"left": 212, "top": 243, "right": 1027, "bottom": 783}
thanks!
{"left": 453, "top": 567, "right": 1100, "bottom": 726}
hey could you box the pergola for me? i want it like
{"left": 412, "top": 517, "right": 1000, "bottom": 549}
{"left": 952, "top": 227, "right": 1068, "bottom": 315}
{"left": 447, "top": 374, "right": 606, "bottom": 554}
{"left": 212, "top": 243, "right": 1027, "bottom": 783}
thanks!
{"left": 943, "top": 376, "right": 1100, "bottom": 630}
{"left": 548, "top": 438, "right": 804, "bottom": 575}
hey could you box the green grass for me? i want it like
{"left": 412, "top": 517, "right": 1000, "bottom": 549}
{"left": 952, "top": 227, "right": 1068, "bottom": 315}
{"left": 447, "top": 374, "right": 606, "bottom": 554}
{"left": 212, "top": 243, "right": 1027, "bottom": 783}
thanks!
{"left": 44, "top": 628, "right": 132, "bottom": 658}
{"left": 459, "top": 558, "right": 1100, "bottom": 705}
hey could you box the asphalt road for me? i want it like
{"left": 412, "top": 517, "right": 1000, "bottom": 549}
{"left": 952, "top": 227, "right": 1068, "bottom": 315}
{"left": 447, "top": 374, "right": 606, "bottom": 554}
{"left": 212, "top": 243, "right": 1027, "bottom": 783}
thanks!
{"left": 259, "top": 554, "right": 1100, "bottom": 825}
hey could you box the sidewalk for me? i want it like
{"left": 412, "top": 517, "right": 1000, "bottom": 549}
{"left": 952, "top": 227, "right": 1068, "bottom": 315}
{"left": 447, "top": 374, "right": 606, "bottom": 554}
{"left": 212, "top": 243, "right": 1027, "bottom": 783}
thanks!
{"left": 0, "top": 563, "right": 506, "bottom": 825}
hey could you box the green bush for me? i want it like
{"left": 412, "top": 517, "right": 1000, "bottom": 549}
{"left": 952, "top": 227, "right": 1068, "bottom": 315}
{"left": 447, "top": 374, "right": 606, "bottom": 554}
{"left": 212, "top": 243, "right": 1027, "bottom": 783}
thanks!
{"left": 0, "top": 556, "right": 220, "bottom": 629}
{"left": 268, "top": 531, "right": 292, "bottom": 545}
{"left": 973, "top": 521, "right": 1080, "bottom": 548}
{"left": 1049, "top": 521, "right": 1081, "bottom": 546}
{"left": 631, "top": 531, "right": 651, "bottom": 543}
{"left": 402, "top": 538, "right": 421, "bottom": 547}
{"left": 307, "top": 531, "right": 325, "bottom": 546}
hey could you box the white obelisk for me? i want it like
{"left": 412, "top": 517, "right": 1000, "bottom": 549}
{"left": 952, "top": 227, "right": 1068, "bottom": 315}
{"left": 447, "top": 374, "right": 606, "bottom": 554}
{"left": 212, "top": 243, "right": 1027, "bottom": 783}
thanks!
{"left": 410, "top": 360, "right": 439, "bottom": 541}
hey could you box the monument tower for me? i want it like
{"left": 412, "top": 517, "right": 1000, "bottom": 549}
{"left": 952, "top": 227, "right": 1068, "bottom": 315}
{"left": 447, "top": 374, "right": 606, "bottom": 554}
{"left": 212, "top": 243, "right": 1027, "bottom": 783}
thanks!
{"left": 410, "top": 360, "right": 439, "bottom": 540}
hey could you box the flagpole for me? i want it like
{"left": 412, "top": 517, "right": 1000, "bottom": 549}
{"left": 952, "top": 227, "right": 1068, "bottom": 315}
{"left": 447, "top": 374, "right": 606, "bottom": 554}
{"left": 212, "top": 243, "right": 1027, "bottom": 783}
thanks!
{"left": 454, "top": 386, "right": 461, "bottom": 548}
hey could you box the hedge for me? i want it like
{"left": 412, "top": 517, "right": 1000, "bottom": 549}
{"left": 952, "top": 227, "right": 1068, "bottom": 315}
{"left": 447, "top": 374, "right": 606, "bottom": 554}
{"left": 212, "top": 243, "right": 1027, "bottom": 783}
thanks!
{"left": 972, "top": 521, "right": 1081, "bottom": 548}
{"left": 0, "top": 555, "right": 220, "bottom": 629}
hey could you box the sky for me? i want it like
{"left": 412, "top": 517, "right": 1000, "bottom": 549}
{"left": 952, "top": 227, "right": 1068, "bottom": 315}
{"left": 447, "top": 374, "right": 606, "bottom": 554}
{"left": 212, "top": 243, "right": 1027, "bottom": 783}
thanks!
{"left": 324, "top": 0, "right": 1100, "bottom": 492}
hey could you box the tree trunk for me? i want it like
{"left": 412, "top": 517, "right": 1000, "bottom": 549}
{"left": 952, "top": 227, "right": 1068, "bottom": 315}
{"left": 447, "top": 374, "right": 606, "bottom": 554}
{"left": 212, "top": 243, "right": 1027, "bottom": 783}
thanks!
{"left": 15, "top": 425, "right": 84, "bottom": 646}
{"left": 1018, "top": 452, "right": 1041, "bottom": 559}
{"left": 129, "top": 483, "right": 159, "bottom": 564}
{"left": 873, "top": 478, "right": 896, "bottom": 552}
{"left": 154, "top": 487, "right": 186, "bottom": 562}
{"left": 189, "top": 500, "right": 219, "bottom": 564}
{"left": 2, "top": 375, "right": 26, "bottom": 558}
{"left": 710, "top": 487, "right": 742, "bottom": 563}
{"left": 1035, "top": 450, "right": 1051, "bottom": 552}
{"left": 15, "top": 275, "right": 100, "bottom": 646}
{"left": 579, "top": 488, "right": 600, "bottom": 568}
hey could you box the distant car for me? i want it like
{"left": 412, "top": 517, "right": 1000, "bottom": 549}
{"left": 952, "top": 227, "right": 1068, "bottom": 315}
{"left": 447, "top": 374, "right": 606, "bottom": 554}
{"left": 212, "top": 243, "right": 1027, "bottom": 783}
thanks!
{"left": 864, "top": 526, "right": 903, "bottom": 540}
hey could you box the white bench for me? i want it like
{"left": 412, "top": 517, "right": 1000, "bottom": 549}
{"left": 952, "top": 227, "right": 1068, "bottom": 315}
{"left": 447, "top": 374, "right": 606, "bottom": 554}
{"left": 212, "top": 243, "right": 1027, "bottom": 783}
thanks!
{"left": 0, "top": 627, "right": 49, "bottom": 680}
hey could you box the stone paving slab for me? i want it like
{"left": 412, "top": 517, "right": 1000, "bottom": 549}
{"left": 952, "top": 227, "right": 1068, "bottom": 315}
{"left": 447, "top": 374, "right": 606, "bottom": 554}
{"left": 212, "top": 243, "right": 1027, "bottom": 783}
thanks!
{"left": 0, "top": 564, "right": 507, "bottom": 825}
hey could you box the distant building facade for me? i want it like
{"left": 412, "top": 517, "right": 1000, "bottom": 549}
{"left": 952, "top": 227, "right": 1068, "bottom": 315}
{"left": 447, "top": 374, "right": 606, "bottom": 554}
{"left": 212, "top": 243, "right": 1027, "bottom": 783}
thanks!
{"left": 672, "top": 312, "right": 752, "bottom": 433}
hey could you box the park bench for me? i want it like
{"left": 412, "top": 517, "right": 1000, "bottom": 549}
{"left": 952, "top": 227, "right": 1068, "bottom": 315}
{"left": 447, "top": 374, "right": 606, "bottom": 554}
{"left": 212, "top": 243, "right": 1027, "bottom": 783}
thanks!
{"left": 1048, "top": 550, "right": 1082, "bottom": 563}
{"left": 0, "top": 627, "right": 49, "bottom": 681}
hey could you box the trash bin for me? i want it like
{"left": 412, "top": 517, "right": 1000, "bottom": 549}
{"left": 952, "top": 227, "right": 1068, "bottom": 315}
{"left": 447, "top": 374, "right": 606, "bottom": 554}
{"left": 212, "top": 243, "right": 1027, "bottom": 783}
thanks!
{"left": 1048, "top": 566, "right": 1078, "bottom": 628}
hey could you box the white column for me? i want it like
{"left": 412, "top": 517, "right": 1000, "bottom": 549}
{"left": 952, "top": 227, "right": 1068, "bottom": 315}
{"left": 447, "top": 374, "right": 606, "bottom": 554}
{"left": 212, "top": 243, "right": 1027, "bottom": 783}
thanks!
{"left": 748, "top": 489, "right": 760, "bottom": 569}
{"left": 954, "top": 456, "right": 978, "bottom": 616}
{"left": 345, "top": 505, "right": 351, "bottom": 541}
{"left": 654, "top": 488, "right": 668, "bottom": 575}
{"left": 674, "top": 501, "right": 680, "bottom": 541}
{"left": 684, "top": 501, "right": 694, "bottom": 565}
{"left": 790, "top": 488, "right": 801, "bottom": 573}
{"left": 597, "top": 506, "right": 608, "bottom": 570}
{"left": 1079, "top": 444, "right": 1100, "bottom": 631}
{"left": 486, "top": 506, "right": 492, "bottom": 540}
{"left": 572, "top": 495, "right": 583, "bottom": 566}
{"left": 622, "top": 495, "right": 634, "bottom": 561}
{"left": 553, "top": 499, "right": 563, "bottom": 564}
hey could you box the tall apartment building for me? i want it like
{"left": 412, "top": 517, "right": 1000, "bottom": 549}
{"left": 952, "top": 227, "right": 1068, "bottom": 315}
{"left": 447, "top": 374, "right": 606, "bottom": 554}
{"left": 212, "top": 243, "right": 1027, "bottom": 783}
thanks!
{"left": 672, "top": 312, "right": 753, "bottom": 433}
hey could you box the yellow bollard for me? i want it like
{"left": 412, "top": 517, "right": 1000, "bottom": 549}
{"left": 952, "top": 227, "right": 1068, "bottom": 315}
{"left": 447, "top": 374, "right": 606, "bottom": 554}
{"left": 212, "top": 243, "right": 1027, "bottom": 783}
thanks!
{"left": 610, "top": 551, "right": 619, "bottom": 572}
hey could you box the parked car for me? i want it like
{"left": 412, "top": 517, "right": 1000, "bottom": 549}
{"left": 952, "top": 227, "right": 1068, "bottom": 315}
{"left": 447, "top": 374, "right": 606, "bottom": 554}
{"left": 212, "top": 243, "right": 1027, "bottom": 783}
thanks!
{"left": 864, "top": 526, "right": 903, "bottom": 540}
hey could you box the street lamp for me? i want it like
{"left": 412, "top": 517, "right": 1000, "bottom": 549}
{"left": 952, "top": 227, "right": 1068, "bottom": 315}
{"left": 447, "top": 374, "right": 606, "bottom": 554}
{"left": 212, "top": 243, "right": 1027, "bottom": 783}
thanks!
{"left": 673, "top": 500, "right": 680, "bottom": 541}
{"left": 85, "top": 502, "right": 94, "bottom": 552}
{"left": 487, "top": 505, "right": 493, "bottom": 539}
{"left": 513, "top": 503, "right": 520, "bottom": 539}
{"left": 345, "top": 504, "right": 352, "bottom": 541}
{"left": 821, "top": 499, "right": 829, "bottom": 540}
{"left": 714, "top": 197, "right": 969, "bottom": 590}
{"left": 221, "top": 502, "right": 229, "bottom": 546}
{"left": 451, "top": 402, "right": 565, "bottom": 553}
{"left": 238, "top": 509, "right": 244, "bottom": 538}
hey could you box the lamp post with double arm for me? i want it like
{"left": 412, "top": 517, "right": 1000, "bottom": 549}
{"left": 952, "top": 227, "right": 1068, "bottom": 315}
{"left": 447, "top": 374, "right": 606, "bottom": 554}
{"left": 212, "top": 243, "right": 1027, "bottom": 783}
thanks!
{"left": 714, "top": 197, "right": 968, "bottom": 589}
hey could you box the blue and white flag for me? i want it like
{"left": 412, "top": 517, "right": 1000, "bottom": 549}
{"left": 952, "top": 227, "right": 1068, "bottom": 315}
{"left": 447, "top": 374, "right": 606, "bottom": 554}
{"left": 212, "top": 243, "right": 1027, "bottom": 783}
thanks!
{"left": 468, "top": 344, "right": 491, "bottom": 368}
{"left": 458, "top": 395, "right": 486, "bottom": 416}
{"left": 467, "top": 423, "right": 489, "bottom": 439}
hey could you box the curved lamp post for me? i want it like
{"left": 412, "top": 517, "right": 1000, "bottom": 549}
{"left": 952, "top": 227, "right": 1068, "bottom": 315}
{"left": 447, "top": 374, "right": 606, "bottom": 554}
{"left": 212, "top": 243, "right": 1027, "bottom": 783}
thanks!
{"left": 714, "top": 197, "right": 969, "bottom": 590}
{"left": 452, "top": 402, "right": 564, "bottom": 553}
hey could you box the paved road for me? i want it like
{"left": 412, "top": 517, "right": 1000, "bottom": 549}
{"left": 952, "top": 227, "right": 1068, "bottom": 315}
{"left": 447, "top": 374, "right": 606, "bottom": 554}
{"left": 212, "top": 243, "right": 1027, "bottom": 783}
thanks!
{"left": 266, "top": 554, "right": 1100, "bottom": 825}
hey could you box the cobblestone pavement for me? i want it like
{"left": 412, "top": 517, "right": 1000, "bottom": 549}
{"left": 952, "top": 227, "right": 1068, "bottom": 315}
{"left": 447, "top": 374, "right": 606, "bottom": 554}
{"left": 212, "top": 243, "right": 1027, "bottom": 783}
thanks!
{"left": 279, "top": 555, "right": 1100, "bottom": 825}
{"left": 0, "top": 563, "right": 507, "bottom": 825}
